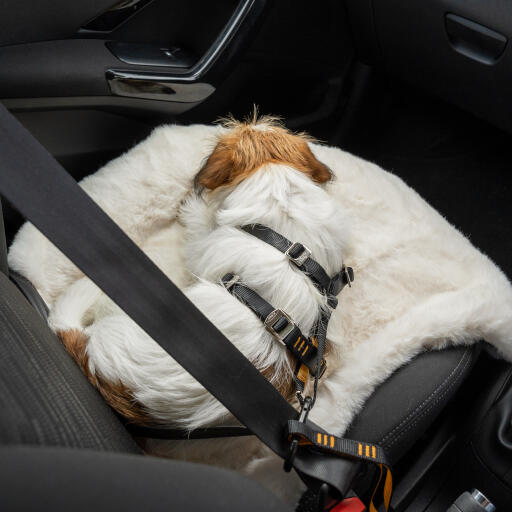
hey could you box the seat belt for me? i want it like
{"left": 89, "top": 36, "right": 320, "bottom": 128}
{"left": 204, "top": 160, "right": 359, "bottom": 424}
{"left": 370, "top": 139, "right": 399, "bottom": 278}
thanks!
{"left": 0, "top": 104, "right": 390, "bottom": 510}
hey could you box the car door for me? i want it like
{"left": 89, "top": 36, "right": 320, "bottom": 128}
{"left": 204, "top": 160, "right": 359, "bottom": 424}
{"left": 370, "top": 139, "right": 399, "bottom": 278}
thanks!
{"left": 0, "top": 0, "right": 354, "bottom": 239}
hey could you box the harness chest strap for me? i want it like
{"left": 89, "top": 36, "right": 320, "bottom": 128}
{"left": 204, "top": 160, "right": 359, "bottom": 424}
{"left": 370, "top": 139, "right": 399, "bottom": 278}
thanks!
{"left": 230, "top": 226, "right": 393, "bottom": 510}
{"left": 241, "top": 223, "right": 354, "bottom": 298}
{"left": 221, "top": 273, "right": 326, "bottom": 378}
{"left": 228, "top": 225, "right": 354, "bottom": 392}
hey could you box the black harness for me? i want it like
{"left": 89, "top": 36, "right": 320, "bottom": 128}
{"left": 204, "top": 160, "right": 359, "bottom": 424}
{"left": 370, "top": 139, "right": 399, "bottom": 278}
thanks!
{"left": 222, "top": 223, "right": 354, "bottom": 399}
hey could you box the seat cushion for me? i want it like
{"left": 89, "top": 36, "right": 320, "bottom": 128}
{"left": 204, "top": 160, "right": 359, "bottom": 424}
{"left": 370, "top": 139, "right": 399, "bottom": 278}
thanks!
{"left": 346, "top": 344, "right": 480, "bottom": 463}
{"left": 0, "top": 445, "right": 292, "bottom": 512}
{"left": 0, "top": 271, "right": 138, "bottom": 452}
{"left": 0, "top": 260, "right": 481, "bottom": 495}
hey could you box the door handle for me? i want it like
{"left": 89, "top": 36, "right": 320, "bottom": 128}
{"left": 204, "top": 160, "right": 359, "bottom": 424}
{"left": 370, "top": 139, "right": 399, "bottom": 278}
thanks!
{"left": 445, "top": 13, "right": 507, "bottom": 65}
{"left": 106, "top": 0, "right": 265, "bottom": 103}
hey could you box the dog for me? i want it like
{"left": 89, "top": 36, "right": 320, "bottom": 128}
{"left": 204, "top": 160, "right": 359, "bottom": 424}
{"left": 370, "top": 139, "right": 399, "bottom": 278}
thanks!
{"left": 49, "top": 116, "right": 350, "bottom": 501}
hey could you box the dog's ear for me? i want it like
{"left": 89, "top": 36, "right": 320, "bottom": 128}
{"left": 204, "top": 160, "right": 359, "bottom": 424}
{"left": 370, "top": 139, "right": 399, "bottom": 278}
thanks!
{"left": 195, "top": 143, "right": 236, "bottom": 190}
{"left": 195, "top": 117, "right": 332, "bottom": 191}
{"left": 293, "top": 141, "right": 332, "bottom": 184}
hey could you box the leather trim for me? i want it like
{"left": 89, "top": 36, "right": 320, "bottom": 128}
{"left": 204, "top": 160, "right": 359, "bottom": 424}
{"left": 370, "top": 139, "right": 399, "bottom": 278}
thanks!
{"left": 379, "top": 347, "right": 473, "bottom": 449}
{"left": 346, "top": 345, "right": 480, "bottom": 464}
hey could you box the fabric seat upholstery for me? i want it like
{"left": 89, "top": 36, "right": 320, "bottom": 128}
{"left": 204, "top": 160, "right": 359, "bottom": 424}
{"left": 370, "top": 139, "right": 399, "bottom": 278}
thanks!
{"left": 0, "top": 445, "right": 292, "bottom": 512}
{"left": 0, "top": 197, "right": 480, "bottom": 503}
{"left": 0, "top": 270, "right": 138, "bottom": 452}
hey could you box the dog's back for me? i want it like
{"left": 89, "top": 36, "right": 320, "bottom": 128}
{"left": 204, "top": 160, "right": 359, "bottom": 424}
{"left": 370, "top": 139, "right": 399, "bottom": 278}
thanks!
{"left": 53, "top": 117, "right": 348, "bottom": 430}
{"left": 180, "top": 119, "right": 348, "bottom": 412}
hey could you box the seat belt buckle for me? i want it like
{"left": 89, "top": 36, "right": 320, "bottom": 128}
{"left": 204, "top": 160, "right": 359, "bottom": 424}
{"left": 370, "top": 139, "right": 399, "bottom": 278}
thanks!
{"left": 283, "top": 396, "right": 313, "bottom": 472}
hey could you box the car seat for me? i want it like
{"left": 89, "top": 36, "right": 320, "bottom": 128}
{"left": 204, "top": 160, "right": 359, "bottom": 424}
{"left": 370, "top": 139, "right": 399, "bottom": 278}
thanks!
{"left": 0, "top": 199, "right": 480, "bottom": 510}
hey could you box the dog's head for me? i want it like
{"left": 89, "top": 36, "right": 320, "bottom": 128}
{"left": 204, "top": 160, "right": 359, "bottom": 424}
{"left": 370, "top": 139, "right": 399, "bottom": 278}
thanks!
{"left": 195, "top": 115, "right": 332, "bottom": 191}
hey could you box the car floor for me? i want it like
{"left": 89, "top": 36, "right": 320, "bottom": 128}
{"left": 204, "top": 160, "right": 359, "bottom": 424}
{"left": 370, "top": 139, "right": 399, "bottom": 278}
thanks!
{"left": 340, "top": 83, "right": 512, "bottom": 281}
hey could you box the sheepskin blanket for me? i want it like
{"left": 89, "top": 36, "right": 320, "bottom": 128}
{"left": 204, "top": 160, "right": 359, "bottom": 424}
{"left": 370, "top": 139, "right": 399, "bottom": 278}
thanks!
{"left": 9, "top": 123, "right": 512, "bottom": 448}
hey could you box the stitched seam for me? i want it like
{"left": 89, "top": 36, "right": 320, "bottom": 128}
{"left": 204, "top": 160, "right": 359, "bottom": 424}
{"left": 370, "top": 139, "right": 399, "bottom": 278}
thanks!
{"left": 0, "top": 283, "right": 112, "bottom": 448}
{"left": 491, "top": 368, "right": 512, "bottom": 406}
{"left": 382, "top": 349, "right": 472, "bottom": 447}
{"left": 384, "top": 351, "right": 472, "bottom": 449}
{"left": 379, "top": 349, "right": 470, "bottom": 444}
{"left": 379, "top": 348, "right": 471, "bottom": 445}
{"left": 383, "top": 350, "right": 472, "bottom": 449}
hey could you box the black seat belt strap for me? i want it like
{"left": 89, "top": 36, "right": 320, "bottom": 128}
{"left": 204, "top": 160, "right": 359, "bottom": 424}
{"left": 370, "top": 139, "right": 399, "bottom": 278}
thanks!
{"left": 0, "top": 103, "right": 362, "bottom": 500}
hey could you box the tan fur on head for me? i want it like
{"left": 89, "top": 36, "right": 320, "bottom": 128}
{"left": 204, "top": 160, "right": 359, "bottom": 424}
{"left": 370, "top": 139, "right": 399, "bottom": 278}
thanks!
{"left": 195, "top": 113, "right": 332, "bottom": 191}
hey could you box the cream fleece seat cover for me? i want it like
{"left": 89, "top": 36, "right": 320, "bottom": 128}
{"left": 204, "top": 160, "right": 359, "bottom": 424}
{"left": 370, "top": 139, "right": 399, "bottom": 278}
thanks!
{"left": 8, "top": 123, "right": 512, "bottom": 444}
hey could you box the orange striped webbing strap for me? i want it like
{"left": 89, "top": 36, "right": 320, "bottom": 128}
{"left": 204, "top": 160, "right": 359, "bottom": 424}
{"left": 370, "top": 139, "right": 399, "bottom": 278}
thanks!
{"left": 287, "top": 420, "right": 393, "bottom": 512}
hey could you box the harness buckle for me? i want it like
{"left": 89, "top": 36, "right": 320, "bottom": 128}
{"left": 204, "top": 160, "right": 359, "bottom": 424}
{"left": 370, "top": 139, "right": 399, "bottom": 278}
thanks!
{"left": 264, "top": 309, "right": 296, "bottom": 345}
{"left": 328, "top": 266, "right": 354, "bottom": 296}
{"left": 343, "top": 266, "right": 354, "bottom": 288}
{"left": 285, "top": 242, "right": 311, "bottom": 267}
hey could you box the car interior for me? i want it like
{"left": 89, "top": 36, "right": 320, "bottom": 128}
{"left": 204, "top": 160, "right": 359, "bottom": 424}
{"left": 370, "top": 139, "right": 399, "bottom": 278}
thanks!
{"left": 0, "top": 1, "right": 511, "bottom": 511}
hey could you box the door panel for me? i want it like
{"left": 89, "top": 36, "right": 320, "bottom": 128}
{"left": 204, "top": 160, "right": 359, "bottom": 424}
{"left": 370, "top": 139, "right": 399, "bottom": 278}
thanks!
{"left": 0, "top": 0, "right": 267, "bottom": 113}
{"left": 0, "top": 0, "right": 355, "bottom": 240}
{"left": 0, "top": 0, "right": 116, "bottom": 46}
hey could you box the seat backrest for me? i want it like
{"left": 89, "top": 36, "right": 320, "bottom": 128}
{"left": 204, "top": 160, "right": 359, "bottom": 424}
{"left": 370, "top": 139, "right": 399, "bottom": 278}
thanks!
{"left": 0, "top": 200, "right": 8, "bottom": 276}
{"left": 0, "top": 268, "right": 139, "bottom": 453}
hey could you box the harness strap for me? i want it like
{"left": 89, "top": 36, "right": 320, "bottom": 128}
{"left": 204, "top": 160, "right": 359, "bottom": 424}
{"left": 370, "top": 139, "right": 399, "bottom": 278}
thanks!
{"left": 287, "top": 421, "right": 389, "bottom": 465}
{"left": 237, "top": 225, "right": 353, "bottom": 401}
{"left": 241, "top": 224, "right": 354, "bottom": 297}
{"left": 221, "top": 273, "right": 325, "bottom": 376}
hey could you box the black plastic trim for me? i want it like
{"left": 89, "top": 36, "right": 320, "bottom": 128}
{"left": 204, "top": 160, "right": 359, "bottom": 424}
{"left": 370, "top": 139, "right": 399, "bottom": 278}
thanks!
{"left": 106, "top": 42, "right": 195, "bottom": 68}
{"left": 81, "top": 0, "right": 155, "bottom": 33}
{"left": 105, "top": 0, "right": 267, "bottom": 101}
{"left": 445, "top": 13, "right": 507, "bottom": 65}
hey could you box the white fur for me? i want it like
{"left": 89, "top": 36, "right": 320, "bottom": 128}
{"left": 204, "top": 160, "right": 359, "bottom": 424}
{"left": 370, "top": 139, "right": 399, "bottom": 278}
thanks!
{"left": 8, "top": 124, "right": 220, "bottom": 305}
{"left": 50, "top": 162, "right": 348, "bottom": 432}
{"left": 8, "top": 123, "right": 512, "bottom": 506}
